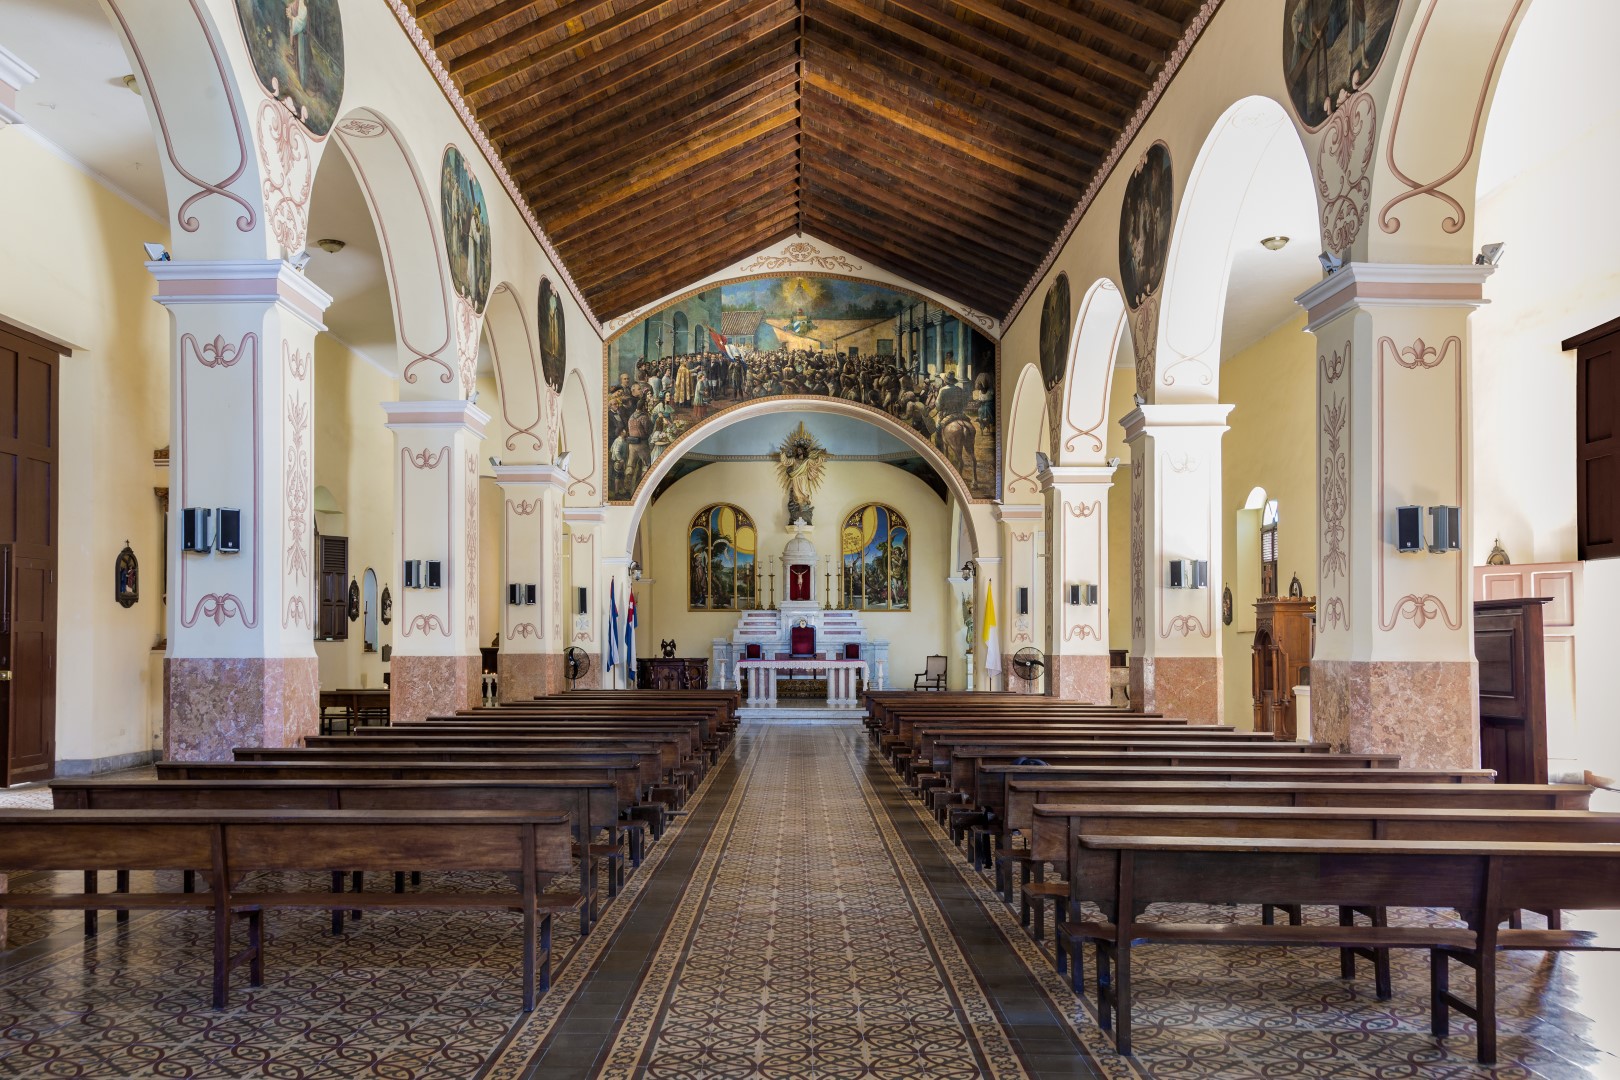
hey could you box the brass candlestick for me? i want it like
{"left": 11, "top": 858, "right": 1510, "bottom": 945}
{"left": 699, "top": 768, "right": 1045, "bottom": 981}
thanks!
{"left": 824, "top": 569, "right": 831, "bottom": 605}
{"left": 767, "top": 572, "right": 776, "bottom": 610}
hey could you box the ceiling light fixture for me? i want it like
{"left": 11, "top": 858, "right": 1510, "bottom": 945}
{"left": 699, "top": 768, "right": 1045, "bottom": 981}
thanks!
{"left": 315, "top": 238, "right": 346, "bottom": 254}
{"left": 1259, "top": 235, "right": 1290, "bottom": 251}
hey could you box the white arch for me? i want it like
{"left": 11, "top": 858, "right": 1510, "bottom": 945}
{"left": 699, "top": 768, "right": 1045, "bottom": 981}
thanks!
{"left": 1058, "top": 278, "right": 1129, "bottom": 465}
{"left": 1156, "top": 95, "right": 1315, "bottom": 402}
{"left": 559, "top": 368, "right": 598, "bottom": 502}
{"left": 328, "top": 107, "right": 458, "bottom": 396}
{"left": 1004, "top": 363, "right": 1049, "bottom": 500}
{"left": 622, "top": 399, "right": 981, "bottom": 557}
{"left": 484, "top": 282, "right": 550, "bottom": 459}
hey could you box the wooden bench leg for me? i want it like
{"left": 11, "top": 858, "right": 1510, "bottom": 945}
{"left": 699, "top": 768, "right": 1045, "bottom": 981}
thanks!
{"left": 1476, "top": 939, "right": 1498, "bottom": 1065}
{"left": 247, "top": 910, "right": 264, "bottom": 987}
{"left": 1430, "top": 948, "right": 1451, "bottom": 1039}
{"left": 183, "top": 870, "right": 196, "bottom": 894}
{"left": 395, "top": 871, "right": 407, "bottom": 894}
{"left": 83, "top": 871, "right": 97, "bottom": 937}
{"left": 1114, "top": 936, "right": 1134, "bottom": 1055}
{"left": 350, "top": 871, "right": 364, "bottom": 919}
{"left": 539, "top": 912, "right": 553, "bottom": 993}
{"left": 1095, "top": 941, "right": 1113, "bottom": 1031}
{"left": 330, "top": 872, "right": 346, "bottom": 935}
{"left": 116, "top": 870, "right": 130, "bottom": 925}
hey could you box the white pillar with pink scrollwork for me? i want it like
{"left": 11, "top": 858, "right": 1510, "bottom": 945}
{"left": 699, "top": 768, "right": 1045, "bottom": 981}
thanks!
{"left": 1121, "top": 403, "right": 1233, "bottom": 724}
{"left": 1042, "top": 464, "right": 1115, "bottom": 703}
{"left": 154, "top": 258, "right": 331, "bottom": 760}
{"left": 1297, "top": 263, "right": 1492, "bottom": 768}
{"left": 492, "top": 464, "right": 568, "bottom": 701}
{"left": 383, "top": 400, "right": 489, "bottom": 724}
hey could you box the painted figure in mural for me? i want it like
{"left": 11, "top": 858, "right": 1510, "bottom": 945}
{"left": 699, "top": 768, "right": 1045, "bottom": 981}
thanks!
{"left": 625, "top": 404, "right": 652, "bottom": 492}
{"left": 608, "top": 276, "right": 997, "bottom": 502}
{"left": 233, "top": 0, "right": 344, "bottom": 136}
{"left": 1039, "top": 273, "right": 1072, "bottom": 391}
{"left": 439, "top": 147, "right": 492, "bottom": 313}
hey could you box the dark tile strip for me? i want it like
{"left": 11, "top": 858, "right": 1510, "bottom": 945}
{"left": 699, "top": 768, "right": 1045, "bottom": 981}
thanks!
{"left": 851, "top": 731, "right": 1106, "bottom": 1080}
{"left": 516, "top": 742, "right": 748, "bottom": 1080}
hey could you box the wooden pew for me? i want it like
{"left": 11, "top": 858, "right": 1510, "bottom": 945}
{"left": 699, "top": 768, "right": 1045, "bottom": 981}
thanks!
{"left": 305, "top": 731, "right": 704, "bottom": 779}
{"left": 231, "top": 747, "right": 676, "bottom": 801}
{"left": 958, "top": 764, "right": 1497, "bottom": 864}
{"left": 0, "top": 809, "right": 576, "bottom": 1010}
{"left": 1070, "top": 835, "right": 1620, "bottom": 1063}
{"left": 51, "top": 777, "right": 624, "bottom": 932}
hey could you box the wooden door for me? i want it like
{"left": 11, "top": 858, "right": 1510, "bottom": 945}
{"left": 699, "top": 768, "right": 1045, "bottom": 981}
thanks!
{"left": 1566, "top": 320, "right": 1620, "bottom": 559}
{"left": 0, "top": 322, "right": 60, "bottom": 787}
{"left": 1475, "top": 597, "right": 1549, "bottom": 785}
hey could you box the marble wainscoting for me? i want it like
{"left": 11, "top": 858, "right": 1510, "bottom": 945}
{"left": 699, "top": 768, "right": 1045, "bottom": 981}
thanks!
{"left": 1043, "top": 653, "right": 1109, "bottom": 704}
{"left": 163, "top": 656, "right": 319, "bottom": 761}
{"left": 390, "top": 655, "right": 481, "bottom": 723}
{"left": 1311, "top": 659, "right": 1479, "bottom": 768}
{"left": 497, "top": 652, "right": 565, "bottom": 703}
{"left": 1130, "top": 655, "right": 1222, "bottom": 724}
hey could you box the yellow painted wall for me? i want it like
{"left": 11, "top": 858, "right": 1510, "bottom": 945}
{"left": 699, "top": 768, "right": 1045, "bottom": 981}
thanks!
{"left": 0, "top": 132, "right": 171, "bottom": 770}
{"left": 1218, "top": 314, "right": 1318, "bottom": 730}
{"left": 311, "top": 336, "right": 395, "bottom": 691}
{"left": 639, "top": 459, "right": 952, "bottom": 686}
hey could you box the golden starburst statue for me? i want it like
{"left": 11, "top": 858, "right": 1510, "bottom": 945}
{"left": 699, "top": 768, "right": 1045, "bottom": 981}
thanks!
{"left": 775, "top": 421, "right": 828, "bottom": 524}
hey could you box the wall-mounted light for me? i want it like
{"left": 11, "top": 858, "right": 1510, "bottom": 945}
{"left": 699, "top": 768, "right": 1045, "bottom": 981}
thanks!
{"left": 1475, "top": 242, "right": 1506, "bottom": 267}
{"left": 1395, "top": 506, "right": 1425, "bottom": 553}
{"left": 181, "top": 507, "right": 211, "bottom": 552}
{"left": 1069, "top": 583, "right": 1098, "bottom": 606}
{"left": 314, "top": 237, "right": 346, "bottom": 254}
{"left": 216, "top": 508, "right": 241, "bottom": 554}
{"left": 1318, "top": 249, "right": 1343, "bottom": 274}
{"left": 1428, "top": 505, "right": 1461, "bottom": 553}
{"left": 960, "top": 561, "right": 976, "bottom": 579}
{"left": 628, "top": 561, "right": 643, "bottom": 582}
{"left": 141, "top": 242, "right": 169, "bottom": 262}
{"left": 288, "top": 250, "right": 313, "bottom": 272}
{"left": 1167, "top": 559, "right": 1208, "bottom": 589}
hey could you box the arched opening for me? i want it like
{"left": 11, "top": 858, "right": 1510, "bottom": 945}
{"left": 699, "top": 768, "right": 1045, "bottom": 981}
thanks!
{"left": 672, "top": 311, "right": 689, "bottom": 355}
{"left": 362, "top": 568, "right": 379, "bottom": 652}
{"left": 1058, "top": 278, "right": 1128, "bottom": 466}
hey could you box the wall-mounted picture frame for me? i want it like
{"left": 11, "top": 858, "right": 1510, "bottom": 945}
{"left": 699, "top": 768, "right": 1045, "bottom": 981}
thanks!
{"left": 347, "top": 577, "right": 360, "bottom": 622}
{"left": 1221, "top": 584, "right": 1233, "bottom": 626}
{"left": 115, "top": 543, "right": 139, "bottom": 609}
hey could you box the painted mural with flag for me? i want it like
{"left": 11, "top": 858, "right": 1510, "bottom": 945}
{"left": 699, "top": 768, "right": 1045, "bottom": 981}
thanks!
{"left": 706, "top": 327, "right": 739, "bottom": 359}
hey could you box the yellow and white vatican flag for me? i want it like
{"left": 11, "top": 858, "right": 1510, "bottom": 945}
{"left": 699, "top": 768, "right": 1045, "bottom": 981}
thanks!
{"left": 982, "top": 581, "right": 1002, "bottom": 682}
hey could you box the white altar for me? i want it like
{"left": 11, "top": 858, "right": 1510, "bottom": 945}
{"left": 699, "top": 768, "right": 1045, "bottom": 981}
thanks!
{"left": 738, "top": 657, "right": 868, "bottom": 706}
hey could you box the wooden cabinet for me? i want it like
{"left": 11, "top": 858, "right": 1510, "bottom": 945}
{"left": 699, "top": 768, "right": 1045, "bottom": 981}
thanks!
{"left": 637, "top": 657, "right": 710, "bottom": 691}
{"left": 1252, "top": 597, "right": 1314, "bottom": 740}
{"left": 1475, "top": 597, "right": 1549, "bottom": 784}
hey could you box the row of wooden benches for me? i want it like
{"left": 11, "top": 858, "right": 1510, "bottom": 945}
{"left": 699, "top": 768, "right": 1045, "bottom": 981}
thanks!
{"left": 0, "top": 689, "right": 740, "bottom": 1012}
{"left": 862, "top": 690, "right": 1620, "bottom": 1066}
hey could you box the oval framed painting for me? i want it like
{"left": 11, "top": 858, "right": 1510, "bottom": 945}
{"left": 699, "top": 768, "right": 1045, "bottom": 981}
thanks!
{"left": 1118, "top": 141, "right": 1173, "bottom": 310}
{"left": 233, "top": 0, "right": 345, "bottom": 136}
{"left": 539, "top": 278, "right": 566, "bottom": 394}
{"left": 1038, "top": 272, "right": 1071, "bottom": 391}
{"left": 440, "top": 146, "right": 492, "bottom": 313}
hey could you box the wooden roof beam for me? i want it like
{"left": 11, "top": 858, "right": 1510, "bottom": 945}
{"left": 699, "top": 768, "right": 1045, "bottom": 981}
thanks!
{"left": 1006, "top": 0, "right": 1177, "bottom": 57}
{"left": 458, "top": 0, "right": 685, "bottom": 88}
{"left": 495, "top": 28, "right": 797, "bottom": 152}
{"left": 431, "top": 0, "right": 560, "bottom": 53}
{"left": 814, "top": 0, "right": 1128, "bottom": 131}
{"left": 802, "top": 67, "right": 1074, "bottom": 190}
{"left": 801, "top": 177, "right": 1045, "bottom": 274}
{"left": 571, "top": 180, "right": 800, "bottom": 280}
{"left": 476, "top": 0, "right": 793, "bottom": 126}
{"left": 802, "top": 214, "right": 1015, "bottom": 315}
{"left": 536, "top": 105, "right": 799, "bottom": 228}
{"left": 590, "top": 211, "right": 801, "bottom": 312}
{"left": 513, "top": 63, "right": 798, "bottom": 185}
{"left": 1084, "top": 0, "right": 1185, "bottom": 41}
{"left": 802, "top": 35, "right": 1101, "bottom": 171}
{"left": 947, "top": 0, "right": 1152, "bottom": 87}
{"left": 545, "top": 130, "right": 800, "bottom": 246}
{"left": 586, "top": 194, "right": 799, "bottom": 288}
{"left": 802, "top": 196, "right": 1027, "bottom": 300}
{"left": 528, "top": 87, "right": 798, "bottom": 197}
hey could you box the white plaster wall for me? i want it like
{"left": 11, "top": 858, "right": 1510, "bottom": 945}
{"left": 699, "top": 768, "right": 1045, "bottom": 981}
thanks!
{"left": 0, "top": 131, "right": 171, "bottom": 770}
{"left": 639, "top": 460, "right": 952, "bottom": 688}
{"left": 311, "top": 336, "right": 394, "bottom": 690}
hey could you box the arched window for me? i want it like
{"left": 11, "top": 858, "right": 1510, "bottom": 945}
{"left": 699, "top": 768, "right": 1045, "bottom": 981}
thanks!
{"left": 1260, "top": 499, "right": 1279, "bottom": 598}
{"left": 689, "top": 503, "right": 756, "bottom": 610}
{"left": 841, "top": 503, "right": 910, "bottom": 611}
{"left": 672, "top": 311, "right": 689, "bottom": 355}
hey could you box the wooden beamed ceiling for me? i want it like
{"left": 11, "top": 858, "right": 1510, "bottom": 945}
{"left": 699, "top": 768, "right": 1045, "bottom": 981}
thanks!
{"left": 409, "top": 0, "right": 1205, "bottom": 323}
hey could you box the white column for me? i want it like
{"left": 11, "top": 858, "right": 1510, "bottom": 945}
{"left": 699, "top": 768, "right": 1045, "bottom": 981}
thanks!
{"left": 1042, "top": 464, "right": 1116, "bottom": 702}
{"left": 492, "top": 464, "right": 568, "bottom": 701}
{"left": 563, "top": 507, "right": 605, "bottom": 688}
{"left": 382, "top": 400, "right": 490, "bottom": 723}
{"left": 154, "top": 258, "right": 331, "bottom": 760}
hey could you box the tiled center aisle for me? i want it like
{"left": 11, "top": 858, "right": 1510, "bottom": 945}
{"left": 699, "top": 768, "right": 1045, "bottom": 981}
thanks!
{"left": 528, "top": 720, "right": 1103, "bottom": 1080}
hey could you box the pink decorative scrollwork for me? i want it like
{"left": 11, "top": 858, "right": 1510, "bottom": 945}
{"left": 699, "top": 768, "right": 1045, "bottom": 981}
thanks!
{"left": 1382, "top": 335, "right": 1458, "bottom": 371}
{"left": 187, "top": 593, "right": 250, "bottom": 628}
{"left": 256, "top": 100, "right": 313, "bottom": 255}
{"left": 1383, "top": 593, "right": 1460, "bottom": 632}
{"left": 1316, "top": 92, "right": 1376, "bottom": 255}
{"left": 282, "top": 342, "right": 311, "bottom": 629}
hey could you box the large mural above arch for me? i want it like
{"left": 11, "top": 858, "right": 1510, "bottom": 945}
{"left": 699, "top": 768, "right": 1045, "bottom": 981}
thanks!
{"left": 439, "top": 146, "right": 491, "bottom": 314}
{"left": 1283, "top": 0, "right": 1399, "bottom": 130}
{"left": 233, "top": 0, "right": 345, "bottom": 136}
{"left": 605, "top": 275, "right": 998, "bottom": 504}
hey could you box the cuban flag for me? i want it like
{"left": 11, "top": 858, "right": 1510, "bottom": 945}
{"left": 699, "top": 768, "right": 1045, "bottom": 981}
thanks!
{"left": 625, "top": 591, "right": 638, "bottom": 685}
{"left": 605, "top": 578, "right": 621, "bottom": 681}
{"left": 707, "top": 327, "right": 728, "bottom": 352}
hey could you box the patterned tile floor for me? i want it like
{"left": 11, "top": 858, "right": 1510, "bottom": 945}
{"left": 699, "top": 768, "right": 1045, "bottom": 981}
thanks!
{"left": 5, "top": 727, "right": 1620, "bottom": 1078}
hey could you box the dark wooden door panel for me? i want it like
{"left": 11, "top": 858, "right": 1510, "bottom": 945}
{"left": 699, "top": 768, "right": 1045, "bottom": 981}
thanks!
{"left": 0, "top": 322, "right": 59, "bottom": 787}
{"left": 1577, "top": 330, "right": 1620, "bottom": 559}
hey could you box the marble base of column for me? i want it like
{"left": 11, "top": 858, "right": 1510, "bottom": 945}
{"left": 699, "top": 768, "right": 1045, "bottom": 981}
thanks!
{"left": 390, "top": 655, "right": 481, "bottom": 724}
{"left": 1130, "top": 656, "right": 1222, "bottom": 725}
{"left": 1046, "top": 654, "right": 1109, "bottom": 704}
{"left": 164, "top": 656, "right": 319, "bottom": 761}
{"left": 498, "top": 652, "right": 566, "bottom": 702}
{"left": 1310, "top": 659, "right": 1478, "bottom": 768}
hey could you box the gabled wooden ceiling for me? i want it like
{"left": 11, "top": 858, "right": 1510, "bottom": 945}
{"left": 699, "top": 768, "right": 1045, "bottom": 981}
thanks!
{"left": 408, "top": 0, "right": 1205, "bottom": 323}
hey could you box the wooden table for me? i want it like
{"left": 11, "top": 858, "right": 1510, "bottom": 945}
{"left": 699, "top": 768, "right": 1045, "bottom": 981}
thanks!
{"left": 319, "top": 688, "right": 390, "bottom": 733}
